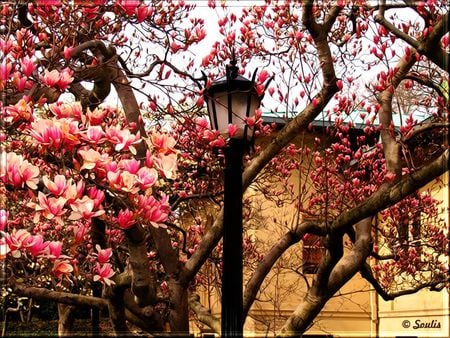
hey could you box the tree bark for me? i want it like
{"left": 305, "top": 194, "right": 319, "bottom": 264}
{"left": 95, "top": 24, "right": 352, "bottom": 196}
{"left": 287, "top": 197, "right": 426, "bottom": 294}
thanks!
{"left": 279, "top": 218, "right": 373, "bottom": 336}
{"left": 57, "top": 304, "right": 76, "bottom": 337}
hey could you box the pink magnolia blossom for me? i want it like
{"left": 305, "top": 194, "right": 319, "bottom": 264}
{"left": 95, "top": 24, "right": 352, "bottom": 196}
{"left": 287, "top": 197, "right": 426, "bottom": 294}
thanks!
{"left": 137, "top": 194, "right": 170, "bottom": 228}
{"left": 82, "top": 126, "right": 106, "bottom": 144}
{"left": 57, "top": 68, "right": 74, "bottom": 91}
{"left": 78, "top": 149, "right": 110, "bottom": 171}
{"left": 119, "top": 159, "right": 141, "bottom": 174}
{"left": 69, "top": 196, "right": 105, "bottom": 221}
{"left": 20, "top": 56, "right": 36, "bottom": 77}
{"left": 49, "top": 101, "right": 83, "bottom": 120}
{"left": 95, "top": 245, "right": 112, "bottom": 264}
{"left": 93, "top": 262, "right": 115, "bottom": 286}
{"left": 27, "top": 235, "right": 48, "bottom": 257}
{"left": 136, "top": 5, "right": 152, "bottom": 22}
{"left": 106, "top": 170, "right": 121, "bottom": 188}
{"left": 0, "top": 209, "right": 7, "bottom": 231}
{"left": 86, "top": 107, "right": 107, "bottom": 125}
{"left": 41, "top": 69, "right": 60, "bottom": 87}
{"left": 30, "top": 119, "right": 80, "bottom": 149}
{"left": 73, "top": 224, "right": 88, "bottom": 243}
{"left": 43, "top": 175, "right": 69, "bottom": 196}
{"left": 227, "top": 124, "right": 238, "bottom": 138}
{"left": 154, "top": 153, "right": 178, "bottom": 179}
{"left": 27, "top": 192, "right": 67, "bottom": 224}
{"left": 40, "top": 68, "right": 73, "bottom": 91}
{"left": 107, "top": 170, "right": 138, "bottom": 194}
{"left": 106, "top": 127, "right": 141, "bottom": 154}
{"left": 63, "top": 46, "right": 73, "bottom": 60}
{"left": 257, "top": 69, "right": 270, "bottom": 84}
{"left": 0, "top": 58, "right": 12, "bottom": 88}
{"left": 136, "top": 167, "right": 158, "bottom": 190}
{"left": 118, "top": 0, "right": 140, "bottom": 16}
{"left": 195, "top": 117, "right": 209, "bottom": 130}
{"left": 4, "top": 98, "right": 34, "bottom": 123}
{"left": 0, "top": 152, "right": 23, "bottom": 188}
{"left": 19, "top": 159, "right": 40, "bottom": 190}
{"left": 117, "top": 209, "right": 135, "bottom": 229}
{"left": 52, "top": 259, "right": 73, "bottom": 279}
{"left": 46, "top": 241, "right": 63, "bottom": 259}
{"left": 87, "top": 187, "right": 105, "bottom": 209}
{"left": 64, "top": 179, "right": 85, "bottom": 204}
{"left": 4, "top": 229, "right": 31, "bottom": 258}
{"left": 209, "top": 137, "right": 227, "bottom": 148}
{"left": 12, "top": 72, "right": 31, "bottom": 92}
{"left": 150, "top": 131, "right": 177, "bottom": 154}
{"left": 0, "top": 152, "right": 40, "bottom": 189}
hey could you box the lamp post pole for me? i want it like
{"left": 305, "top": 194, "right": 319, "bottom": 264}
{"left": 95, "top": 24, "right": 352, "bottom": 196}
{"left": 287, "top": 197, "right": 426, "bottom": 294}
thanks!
{"left": 222, "top": 137, "right": 244, "bottom": 338}
{"left": 204, "top": 56, "right": 269, "bottom": 338}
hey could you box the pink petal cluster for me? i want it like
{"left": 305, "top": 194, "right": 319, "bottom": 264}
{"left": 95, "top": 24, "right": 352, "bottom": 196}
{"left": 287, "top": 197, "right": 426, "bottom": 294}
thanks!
{"left": 154, "top": 153, "right": 178, "bottom": 179}
{"left": 0, "top": 210, "right": 7, "bottom": 231}
{"left": 4, "top": 98, "right": 34, "bottom": 124}
{"left": 137, "top": 193, "right": 170, "bottom": 228}
{"left": 150, "top": 131, "right": 177, "bottom": 154}
{"left": 106, "top": 127, "right": 141, "bottom": 154}
{"left": 30, "top": 118, "right": 80, "bottom": 149}
{"left": 86, "top": 107, "right": 107, "bottom": 125}
{"left": 106, "top": 159, "right": 158, "bottom": 194}
{"left": 78, "top": 149, "right": 111, "bottom": 171}
{"left": 69, "top": 196, "right": 105, "bottom": 221}
{"left": 82, "top": 126, "right": 106, "bottom": 144}
{"left": 3, "top": 229, "right": 32, "bottom": 258}
{"left": 1, "top": 229, "right": 49, "bottom": 258}
{"left": 95, "top": 245, "right": 113, "bottom": 264}
{"left": 52, "top": 260, "right": 73, "bottom": 279}
{"left": 40, "top": 68, "right": 73, "bottom": 91}
{"left": 27, "top": 192, "right": 67, "bottom": 224}
{"left": 49, "top": 101, "right": 83, "bottom": 120}
{"left": 93, "top": 262, "right": 115, "bottom": 286}
{"left": 117, "top": 209, "right": 135, "bottom": 229}
{"left": 43, "top": 175, "right": 70, "bottom": 196}
{"left": 0, "top": 152, "right": 40, "bottom": 189}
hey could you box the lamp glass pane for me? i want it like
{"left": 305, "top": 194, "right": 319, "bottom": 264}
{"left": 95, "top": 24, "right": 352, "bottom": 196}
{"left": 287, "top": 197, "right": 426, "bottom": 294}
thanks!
{"left": 209, "top": 90, "right": 259, "bottom": 139}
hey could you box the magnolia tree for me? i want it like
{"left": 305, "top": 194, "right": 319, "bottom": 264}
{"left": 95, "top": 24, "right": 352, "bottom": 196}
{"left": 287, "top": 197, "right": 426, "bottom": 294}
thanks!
{"left": 0, "top": 0, "right": 449, "bottom": 337}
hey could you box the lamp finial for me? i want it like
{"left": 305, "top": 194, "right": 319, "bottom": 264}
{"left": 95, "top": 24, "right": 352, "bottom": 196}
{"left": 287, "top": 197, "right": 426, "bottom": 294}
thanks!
{"left": 227, "top": 49, "right": 238, "bottom": 80}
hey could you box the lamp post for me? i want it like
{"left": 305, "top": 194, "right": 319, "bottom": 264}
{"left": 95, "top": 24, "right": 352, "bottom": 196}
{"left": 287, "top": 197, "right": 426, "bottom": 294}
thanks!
{"left": 204, "top": 58, "right": 263, "bottom": 338}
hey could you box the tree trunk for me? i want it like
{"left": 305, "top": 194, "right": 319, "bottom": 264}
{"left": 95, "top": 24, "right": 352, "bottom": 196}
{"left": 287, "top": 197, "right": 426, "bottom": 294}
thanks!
{"left": 168, "top": 280, "right": 190, "bottom": 334}
{"left": 57, "top": 304, "right": 76, "bottom": 337}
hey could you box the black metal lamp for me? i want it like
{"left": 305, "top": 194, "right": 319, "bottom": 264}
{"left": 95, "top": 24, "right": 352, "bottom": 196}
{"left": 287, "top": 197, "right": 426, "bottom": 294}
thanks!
{"left": 205, "top": 58, "right": 261, "bottom": 144}
{"left": 204, "top": 58, "right": 265, "bottom": 338}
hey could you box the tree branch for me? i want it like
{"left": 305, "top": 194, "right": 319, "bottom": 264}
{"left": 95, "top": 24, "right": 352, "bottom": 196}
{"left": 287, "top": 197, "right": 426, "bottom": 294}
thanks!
{"left": 280, "top": 218, "right": 373, "bottom": 336}
{"left": 360, "top": 263, "right": 449, "bottom": 301}
{"left": 188, "top": 293, "right": 221, "bottom": 334}
{"left": 12, "top": 284, "right": 109, "bottom": 310}
{"left": 375, "top": 1, "right": 420, "bottom": 50}
{"left": 330, "top": 149, "right": 449, "bottom": 234}
{"left": 243, "top": 221, "right": 322, "bottom": 319}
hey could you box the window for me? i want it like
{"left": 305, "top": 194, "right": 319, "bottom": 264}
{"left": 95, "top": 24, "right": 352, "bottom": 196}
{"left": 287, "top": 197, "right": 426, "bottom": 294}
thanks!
{"left": 302, "top": 234, "right": 324, "bottom": 274}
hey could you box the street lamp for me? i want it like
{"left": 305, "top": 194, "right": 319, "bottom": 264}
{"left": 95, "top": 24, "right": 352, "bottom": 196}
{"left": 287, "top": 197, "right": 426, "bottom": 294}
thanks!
{"left": 204, "top": 58, "right": 265, "bottom": 338}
